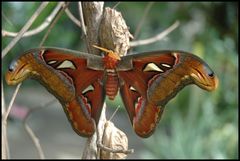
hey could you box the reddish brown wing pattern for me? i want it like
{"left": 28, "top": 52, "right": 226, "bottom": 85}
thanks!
{"left": 6, "top": 47, "right": 218, "bottom": 138}
{"left": 6, "top": 48, "right": 105, "bottom": 137}
{"left": 118, "top": 51, "right": 218, "bottom": 137}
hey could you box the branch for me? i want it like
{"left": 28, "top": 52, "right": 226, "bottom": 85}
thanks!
{"left": 23, "top": 99, "right": 56, "bottom": 159}
{"left": 97, "top": 142, "right": 134, "bottom": 155}
{"left": 82, "top": 2, "right": 104, "bottom": 55}
{"left": 112, "top": 2, "right": 121, "bottom": 9}
{"left": 1, "top": 2, "right": 64, "bottom": 38}
{"left": 39, "top": 2, "right": 70, "bottom": 46}
{"left": 2, "top": 10, "right": 14, "bottom": 26}
{"left": 2, "top": 81, "right": 8, "bottom": 159}
{"left": 24, "top": 124, "right": 44, "bottom": 158}
{"left": 1, "top": 2, "right": 49, "bottom": 58}
{"left": 80, "top": 3, "right": 134, "bottom": 159}
{"left": 65, "top": 8, "right": 81, "bottom": 28}
{"left": 130, "top": 20, "right": 180, "bottom": 47}
{"left": 133, "top": 2, "right": 154, "bottom": 39}
{"left": 2, "top": 83, "right": 22, "bottom": 159}
{"left": 108, "top": 105, "right": 120, "bottom": 122}
{"left": 2, "top": 83, "right": 22, "bottom": 126}
{"left": 78, "top": 2, "right": 87, "bottom": 36}
{"left": 80, "top": 2, "right": 104, "bottom": 159}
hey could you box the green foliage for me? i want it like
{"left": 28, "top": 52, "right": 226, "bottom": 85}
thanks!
{"left": 2, "top": 2, "right": 238, "bottom": 159}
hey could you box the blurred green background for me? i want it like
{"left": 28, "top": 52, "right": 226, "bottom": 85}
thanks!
{"left": 2, "top": 2, "right": 238, "bottom": 159}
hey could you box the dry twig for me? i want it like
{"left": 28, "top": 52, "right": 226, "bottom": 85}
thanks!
{"left": 2, "top": 83, "right": 22, "bottom": 159}
{"left": 130, "top": 20, "right": 180, "bottom": 47}
{"left": 108, "top": 105, "right": 120, "bottom": 122}
{"left": 81, "top": 2, "right": 104, "bottom": 55}
{"left": 24, "top": 124, "right": 44, "bottom": 158}
{"left": 133, "top": 2, "right": 154, "bottom": 39}
{"left": 97, "top": 142, "right": 134, "bottom": 155}
{"left": 2, "top": 2, "right": 64, "bottom": 38}
{"left": 23, "top": 99, "right": 56, "bottom": 159}
{"left": 1, "top": 2, "right": 49, "bottom": 58}
{"left": 112, "top": 2, "right": 121, "bottom": 9}
{"left": 2, "top": 81, "right": 8, "bottom": 159}
{"left": 2, "top": 11, "right": 14, "bottom": 27}
{"left": 39, "top": 2, "right": 69, "bottom": 46}
{"left": 81, "top": 2, "right": 104, "bottom": 159}
{"left": 65, "top": 8, "right": 82, "bottom": 28}
{"left": 78, "top": 2, "right": 87, "bottom": 35}
{"left": 2, "top": 83, "right": 22, "bottom": 128}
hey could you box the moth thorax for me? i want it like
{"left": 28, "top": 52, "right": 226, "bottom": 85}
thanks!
{"left": 106, "top": 71, "right": 119, "bottom": 100}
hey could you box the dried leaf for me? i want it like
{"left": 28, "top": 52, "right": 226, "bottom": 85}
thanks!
{"left": 100, "top": 121, "right": 128, "bottom": 159}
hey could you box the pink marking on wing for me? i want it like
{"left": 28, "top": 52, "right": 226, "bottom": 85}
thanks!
{"left": 172, "top": 52, "right": 180, "bottom": 64}
{"left": 135, "top": 96, "right": 143, "bottom": 114}
{"left": 80, "top": 95, "right": 91, "bottom": 113}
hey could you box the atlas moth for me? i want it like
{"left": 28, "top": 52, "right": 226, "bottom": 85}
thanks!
{"left": 6, "top": 45, "right": 218, "bottom": 137}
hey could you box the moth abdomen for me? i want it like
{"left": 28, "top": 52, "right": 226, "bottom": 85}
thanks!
{"left": 105, "top": 71, "right": 119, "bottom": 100}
